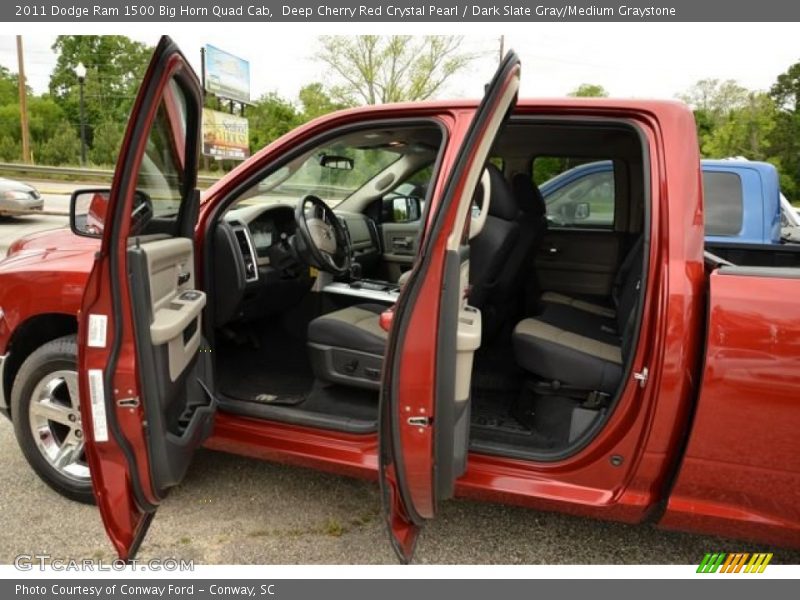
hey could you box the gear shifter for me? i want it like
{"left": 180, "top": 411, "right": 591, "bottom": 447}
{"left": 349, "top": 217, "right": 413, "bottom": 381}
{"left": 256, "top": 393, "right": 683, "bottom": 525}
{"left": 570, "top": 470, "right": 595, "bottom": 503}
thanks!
{"left": 348, "top": 262, "right": 362, "bottom": 282}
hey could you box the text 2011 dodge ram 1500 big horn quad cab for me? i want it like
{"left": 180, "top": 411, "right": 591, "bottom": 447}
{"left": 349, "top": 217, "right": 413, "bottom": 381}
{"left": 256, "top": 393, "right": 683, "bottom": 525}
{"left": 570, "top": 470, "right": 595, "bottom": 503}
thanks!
{"left": 0, "top": 38, "right": 798, "bottom": 561}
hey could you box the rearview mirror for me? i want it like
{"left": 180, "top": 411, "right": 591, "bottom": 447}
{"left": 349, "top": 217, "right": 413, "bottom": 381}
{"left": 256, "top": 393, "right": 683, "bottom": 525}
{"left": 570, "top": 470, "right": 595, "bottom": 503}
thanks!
{"left": 392, "top": 196, "right": 421, "bottom": 223}
{"left": 318, "top": 154, "right": 354, "bottom": 170}
{"left": 70, "top": 188, "right": 153, "bottom": 238}
{"left": 574, "top": 201, "right": 591, "bottom": 220}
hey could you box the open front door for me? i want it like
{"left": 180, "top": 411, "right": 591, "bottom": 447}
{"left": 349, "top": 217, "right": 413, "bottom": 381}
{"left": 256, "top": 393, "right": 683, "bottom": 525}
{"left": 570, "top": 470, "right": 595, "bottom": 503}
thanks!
{"left": 380, "top": 52, "right": 521, "bottom": 562}
{"left": 76, "top": 36, "right": 211, "bottom": 559}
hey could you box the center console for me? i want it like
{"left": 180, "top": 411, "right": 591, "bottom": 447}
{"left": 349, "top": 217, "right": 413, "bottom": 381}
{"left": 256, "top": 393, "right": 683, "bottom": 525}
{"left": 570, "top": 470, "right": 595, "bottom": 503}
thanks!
{"left": 322, "top": 278, "right": 400, "bottom": 304}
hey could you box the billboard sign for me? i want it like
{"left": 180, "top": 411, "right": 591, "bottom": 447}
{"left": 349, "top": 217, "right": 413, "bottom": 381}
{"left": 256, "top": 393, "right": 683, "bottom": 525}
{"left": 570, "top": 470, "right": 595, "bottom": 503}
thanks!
{"left": 202, "top": 108, "right": 250, "bottom": 161}
{"left": 203, "top": 44, "right": 251, "bottom": 104}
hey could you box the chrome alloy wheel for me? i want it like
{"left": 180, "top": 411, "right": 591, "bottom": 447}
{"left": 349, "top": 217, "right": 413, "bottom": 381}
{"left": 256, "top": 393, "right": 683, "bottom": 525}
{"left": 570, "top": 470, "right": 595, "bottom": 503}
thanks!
{"left": 27, "top": 370, "right": 89, "bottom": 482}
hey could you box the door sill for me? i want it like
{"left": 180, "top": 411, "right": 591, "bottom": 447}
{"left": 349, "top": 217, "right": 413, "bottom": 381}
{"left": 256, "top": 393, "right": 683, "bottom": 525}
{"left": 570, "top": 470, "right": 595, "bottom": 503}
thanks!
{"left": 217, "top": 393, "right": 378, "bottom": 435}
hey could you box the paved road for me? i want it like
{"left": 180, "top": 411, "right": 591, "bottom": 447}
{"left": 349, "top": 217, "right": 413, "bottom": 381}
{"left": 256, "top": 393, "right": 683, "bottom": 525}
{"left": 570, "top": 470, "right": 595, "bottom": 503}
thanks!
{"left": 0, "top": 180, "right": 75, "bottom": 254}
{"left": 1, "top": 180, "right": 798, "bottom": 566}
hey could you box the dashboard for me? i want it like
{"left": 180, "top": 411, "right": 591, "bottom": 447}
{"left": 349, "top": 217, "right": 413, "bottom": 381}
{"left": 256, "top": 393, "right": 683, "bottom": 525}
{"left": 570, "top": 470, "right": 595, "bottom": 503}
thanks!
{"left": 214, "top": 203, "right": 382, "bottom": 326}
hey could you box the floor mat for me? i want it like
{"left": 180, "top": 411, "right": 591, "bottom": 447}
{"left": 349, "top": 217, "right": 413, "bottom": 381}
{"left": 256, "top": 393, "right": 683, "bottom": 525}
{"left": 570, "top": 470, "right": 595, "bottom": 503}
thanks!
{"left": 216, "top": 317, "right": 315, "bottom": 401}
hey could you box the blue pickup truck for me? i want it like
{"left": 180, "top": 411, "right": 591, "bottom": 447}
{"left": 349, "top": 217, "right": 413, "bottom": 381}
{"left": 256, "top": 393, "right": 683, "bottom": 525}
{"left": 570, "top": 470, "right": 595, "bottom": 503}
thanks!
{"left": 538, "top": 158, "right": 800, "bottom": 266}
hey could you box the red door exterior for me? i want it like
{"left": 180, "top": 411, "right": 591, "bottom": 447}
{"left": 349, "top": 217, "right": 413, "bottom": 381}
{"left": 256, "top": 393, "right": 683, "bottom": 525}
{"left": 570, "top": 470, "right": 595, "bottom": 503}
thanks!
{"left": 77, "top": 36, "right": 203, "bottom": 559}
{"left": 379, "top": 51, "right": 522, "bottom": 563}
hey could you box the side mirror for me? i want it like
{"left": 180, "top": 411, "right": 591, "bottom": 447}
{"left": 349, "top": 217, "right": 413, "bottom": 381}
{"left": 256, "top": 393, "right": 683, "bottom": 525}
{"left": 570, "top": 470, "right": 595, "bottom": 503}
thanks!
{"left": 574, "top": 201, "right": 591, "bottom": 220}
{"left": 70, "top": 189, "right": 110, "bottom": 238}
{"left": 318, "top": 154, "right": 354, "bottom": 170}
{"left": 70, "top": 188, "right": 153, "bottom": 238}
{"left": 391, "top": 196, "right": 421, "bottom": 223}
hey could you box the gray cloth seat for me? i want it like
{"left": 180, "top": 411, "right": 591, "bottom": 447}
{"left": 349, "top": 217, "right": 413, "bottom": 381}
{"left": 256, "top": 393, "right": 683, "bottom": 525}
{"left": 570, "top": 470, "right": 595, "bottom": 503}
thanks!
{"left": 306, "top": 164, "right": 524, "bottom": 389}
{"left": 513, "top": 238, "right": 644, "bottom": 394}
{"left": 306, "top": 303, "right": 388, "bottom": 390}
{"left": 306, "top": 303, "right": 387, "bottom": 356}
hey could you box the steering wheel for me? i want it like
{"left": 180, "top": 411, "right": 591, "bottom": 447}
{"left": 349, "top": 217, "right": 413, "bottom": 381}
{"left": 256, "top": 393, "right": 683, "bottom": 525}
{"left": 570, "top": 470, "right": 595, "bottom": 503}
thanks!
{"left": 293, "top": 195, "right": 351, "bottom": 276}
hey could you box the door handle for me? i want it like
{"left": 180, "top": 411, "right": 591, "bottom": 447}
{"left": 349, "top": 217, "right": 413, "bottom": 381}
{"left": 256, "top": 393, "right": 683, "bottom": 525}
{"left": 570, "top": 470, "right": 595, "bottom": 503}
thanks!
{"left": 177, "top": 271, "right": 191, "bottom": 286}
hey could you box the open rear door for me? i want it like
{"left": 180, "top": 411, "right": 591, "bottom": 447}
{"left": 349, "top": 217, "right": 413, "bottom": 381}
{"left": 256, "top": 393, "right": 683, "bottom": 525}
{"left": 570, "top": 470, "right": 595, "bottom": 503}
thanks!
{"left": 380, "top": 52, "right": 521, "bottom": 562}
{"left": 76, "top": 36, "right": 211, "bottom": 559}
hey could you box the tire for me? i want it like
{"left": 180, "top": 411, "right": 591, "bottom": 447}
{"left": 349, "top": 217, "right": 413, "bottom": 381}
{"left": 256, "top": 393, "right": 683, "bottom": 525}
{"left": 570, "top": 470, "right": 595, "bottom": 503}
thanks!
{"left": 10, "top": 335, "right": 95, "bottom": 504}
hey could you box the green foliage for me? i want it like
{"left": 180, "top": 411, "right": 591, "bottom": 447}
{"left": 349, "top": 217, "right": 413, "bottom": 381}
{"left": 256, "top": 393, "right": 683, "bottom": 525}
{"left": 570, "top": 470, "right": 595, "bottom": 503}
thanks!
{"left": 298, "top": 82, "right": 351, "bottom": 120}
{"left": 0, "top": 135, "right": 20, "bottom": 161}
{"left": 568, "top": 84, "right": 609, "bottom": 98}
{"left": 0, "top": 66, "right": 24, "bottom": 106}
{"left": 28, "top": 96, "right": 65, "bottom": 145}
{"left": 247, "top": 92, "right": 303, "bottom": 151}
{"left": 316, "top": 36, "right": 476, "bottom": 104}
{"left": 36, "top": 124, "right": 81, "bottom": 165}
{"left": 89, "top": 119, "right": 124, "bottom": 165}
{"left": 49, "top": 35, "right": 153, "bottom": 149}
{"left": 769, "top": 64, "right": 800, "bottom": 201}
{"left": 680, "top": 69, "right": 800, "bottom": 203}
{"left": 701, "top": 93, "right": 778, "bottom": 160}
{"left": 770, "top": 62, "right": 800, "bottom": 111}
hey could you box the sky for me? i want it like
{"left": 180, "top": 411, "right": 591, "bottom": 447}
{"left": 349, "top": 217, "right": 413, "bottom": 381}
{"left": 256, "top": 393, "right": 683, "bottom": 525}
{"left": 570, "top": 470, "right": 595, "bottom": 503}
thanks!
{"left": 0, "top": 24, "right": 798, "bottom": 104}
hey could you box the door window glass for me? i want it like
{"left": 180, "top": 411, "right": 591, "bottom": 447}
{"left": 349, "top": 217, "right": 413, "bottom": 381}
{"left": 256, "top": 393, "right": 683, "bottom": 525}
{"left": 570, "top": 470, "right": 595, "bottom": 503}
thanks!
{"left": 533, "top": 158, "right": 616, "bottom": 228}
{"left": 134, "top": 78, "right": 188, "bottom": 223}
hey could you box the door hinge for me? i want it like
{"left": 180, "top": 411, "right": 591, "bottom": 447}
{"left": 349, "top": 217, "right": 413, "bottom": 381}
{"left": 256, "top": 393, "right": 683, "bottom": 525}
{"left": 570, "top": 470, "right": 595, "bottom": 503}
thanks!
{"left": 117, "top": 396, "right": 140, "bottom": 408}
{"left": 407, "top": 416, "right": 432, "bottom": 427}
{"left": 633, "top": 367, "right": 649, "bottom": 388}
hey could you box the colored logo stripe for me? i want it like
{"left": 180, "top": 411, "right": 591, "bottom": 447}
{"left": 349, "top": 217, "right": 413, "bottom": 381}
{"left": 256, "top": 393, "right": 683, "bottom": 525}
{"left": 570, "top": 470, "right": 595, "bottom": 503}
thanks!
{"left": 697, "top": 552, "right": 773, "bottom": 573}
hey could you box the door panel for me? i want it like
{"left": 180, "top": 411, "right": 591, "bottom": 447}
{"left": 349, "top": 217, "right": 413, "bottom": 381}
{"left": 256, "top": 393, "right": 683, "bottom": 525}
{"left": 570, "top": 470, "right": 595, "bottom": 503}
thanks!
{"left": 536, "top": 229, "right": 622, "bottom": 296}
{"left": 382, "top": 221, "right": 420, "bottom": 280}
{"left": 379, "top": 50, "right": 521, "bottom": 563}
{"left": 77, "top": 36, "right": 206, "bottom": 560}
{"left": 127, "top": 238, "right": 214, "bottom": 494}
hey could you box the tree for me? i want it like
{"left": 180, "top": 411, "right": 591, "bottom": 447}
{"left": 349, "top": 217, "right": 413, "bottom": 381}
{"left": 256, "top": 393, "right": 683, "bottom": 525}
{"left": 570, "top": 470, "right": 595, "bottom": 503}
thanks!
{"left": 679, "top": 79, "right": 749, "bottom": 128}
{"left": 36, "top": 124, "right": 81, "bottom": 165}
{"left": 701, "top": 92, "right": 778, "bottom": 160}
{"left": 247, "top": 92, "right": 302, "bottom": 152}
{"left": 0, "top": 66, "right": 24, "bottom": 106}
{"left": 315, "top": 36, "right": 476, "bottom": 105}
{"left": 89, "top": 119, "right": 124, "bottom": 165}
{"left": 770, "top": 61, "right": 800, "bottom": 111}
{"left": 768, "top": 61, "right": 800, "bottom": 201}
{"left": 568, "top": 83, "right": 609, "bottom": 98}
{"left": 49, "top": 36, "right": 153, "bottom": 147}
{"left": 0, "top": 135, "right": 19, "bottom": 162}
{"left": 298, "top": 82, "right": 351, "bottom": 120}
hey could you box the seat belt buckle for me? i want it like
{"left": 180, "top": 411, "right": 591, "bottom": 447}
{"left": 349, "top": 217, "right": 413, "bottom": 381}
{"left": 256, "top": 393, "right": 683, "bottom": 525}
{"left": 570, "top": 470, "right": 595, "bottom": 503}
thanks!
{"left": 583, "top": 390, "right": 611, "bottom": 409}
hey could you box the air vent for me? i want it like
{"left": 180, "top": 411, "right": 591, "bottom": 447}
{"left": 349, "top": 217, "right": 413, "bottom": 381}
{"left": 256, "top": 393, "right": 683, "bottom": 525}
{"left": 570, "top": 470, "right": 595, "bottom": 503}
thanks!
{"left": 232, "top": 224, "right": 259, "bottom": 283}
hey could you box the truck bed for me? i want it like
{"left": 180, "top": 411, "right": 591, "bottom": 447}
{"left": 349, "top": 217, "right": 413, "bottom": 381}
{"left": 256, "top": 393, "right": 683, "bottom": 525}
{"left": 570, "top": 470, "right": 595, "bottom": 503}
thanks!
{"left": 705, "top": 240, "right": 800, "bottom": 268}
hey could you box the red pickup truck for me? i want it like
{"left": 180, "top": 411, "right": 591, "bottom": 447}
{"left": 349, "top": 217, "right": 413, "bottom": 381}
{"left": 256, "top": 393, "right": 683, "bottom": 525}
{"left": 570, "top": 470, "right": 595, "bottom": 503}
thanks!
{"left": 0, "top": 37, "right": 798, "bottom": 562}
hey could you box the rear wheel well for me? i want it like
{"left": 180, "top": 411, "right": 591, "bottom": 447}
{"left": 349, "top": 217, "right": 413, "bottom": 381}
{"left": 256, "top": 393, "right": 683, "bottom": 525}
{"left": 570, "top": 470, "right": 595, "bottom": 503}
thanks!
{"left": 3, "top": 314, "right": 78, "bottom": 419}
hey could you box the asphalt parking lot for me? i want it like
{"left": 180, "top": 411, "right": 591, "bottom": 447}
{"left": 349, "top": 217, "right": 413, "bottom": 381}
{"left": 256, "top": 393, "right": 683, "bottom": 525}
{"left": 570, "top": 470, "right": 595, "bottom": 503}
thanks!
{"left": 1, "top": 181, "right": 798, "bottom": 565}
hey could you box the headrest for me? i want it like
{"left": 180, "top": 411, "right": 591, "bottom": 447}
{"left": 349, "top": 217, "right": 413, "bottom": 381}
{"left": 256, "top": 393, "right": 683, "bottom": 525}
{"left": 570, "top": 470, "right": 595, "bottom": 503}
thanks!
{"left": 511, "top": 173, "right": 546, "bottom": 218}
{"left": 485, "top": 163, "right": 519, "bottom": 221}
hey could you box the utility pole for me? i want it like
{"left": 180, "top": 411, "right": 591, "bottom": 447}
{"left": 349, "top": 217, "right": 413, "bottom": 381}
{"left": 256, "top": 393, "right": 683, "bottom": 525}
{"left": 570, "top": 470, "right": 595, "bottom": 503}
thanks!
{"left": 16, "top": 36, "right": 31, "bottom": 164}
{"left": 498, "top": 35, "right": 505, "bottom": 64}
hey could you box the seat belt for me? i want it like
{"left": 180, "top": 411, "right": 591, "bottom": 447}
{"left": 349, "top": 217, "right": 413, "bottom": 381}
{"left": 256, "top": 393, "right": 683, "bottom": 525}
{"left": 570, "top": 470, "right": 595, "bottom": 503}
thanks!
{"left": 530, "top": 380, "right": 612, "bottom": 409}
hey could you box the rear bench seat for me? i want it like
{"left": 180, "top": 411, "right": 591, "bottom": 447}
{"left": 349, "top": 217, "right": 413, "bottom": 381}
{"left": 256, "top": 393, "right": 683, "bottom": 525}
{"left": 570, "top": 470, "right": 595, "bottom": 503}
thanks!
{"left": 512, "top": 238, "right": 644, "bottom": 395}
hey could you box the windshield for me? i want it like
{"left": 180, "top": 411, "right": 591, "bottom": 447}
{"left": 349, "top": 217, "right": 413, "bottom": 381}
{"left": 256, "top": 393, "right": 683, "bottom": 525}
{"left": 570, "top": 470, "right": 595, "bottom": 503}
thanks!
{"left": 242, "top": 143, "right": 401, "bottom": 207}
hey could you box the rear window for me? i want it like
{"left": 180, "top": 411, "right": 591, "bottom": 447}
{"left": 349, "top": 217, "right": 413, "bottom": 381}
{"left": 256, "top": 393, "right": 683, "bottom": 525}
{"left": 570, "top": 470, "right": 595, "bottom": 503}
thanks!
{"left": 703, "top": 171, "right": 744, "bottom": 236}
{"left": 533, "top": 158, "right": 615, "bottom": 229}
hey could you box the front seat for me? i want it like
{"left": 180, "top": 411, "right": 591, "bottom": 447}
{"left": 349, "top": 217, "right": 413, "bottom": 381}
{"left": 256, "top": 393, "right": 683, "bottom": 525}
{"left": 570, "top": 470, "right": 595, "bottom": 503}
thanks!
{"left": 306, "top": 164, "right": 521, "bottom": 390}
